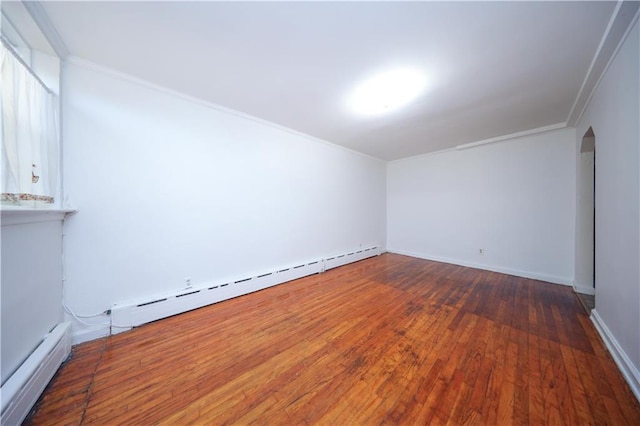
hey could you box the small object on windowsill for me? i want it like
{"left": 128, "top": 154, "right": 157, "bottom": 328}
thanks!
{"left": 32, "top": 164, "right": 39, "bottom": 183}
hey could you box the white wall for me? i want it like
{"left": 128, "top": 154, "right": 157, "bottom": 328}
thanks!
{"left": 1, "top": 218, "right": 64, "bottom": 384}
{"left": 387, "top": 128, "right": 576, "bottom": 284}
{"left": 576, "top": 19, "right": 639, "bottom": 385}
{"left": 61, "top": 60, "right": 386, "bottom": 340}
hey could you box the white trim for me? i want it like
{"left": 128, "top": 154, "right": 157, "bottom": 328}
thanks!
{"left": 71, "top": 324, "right": 110, "bottom": 346}
{"left": 573, "top": 3, "right": 640, "bottom": 125}
{"left": 591, "top": 309, "right": 640, "bottom": 403}
{"left": 0, "top": 322, "right": 71, "bottom": 426}
{"left": 387, "top": 248, "right": 573, "bottom": 286}
{"left": 573, "top": 284, "right": 596, "bottom": 296}
{"left": 21, "top": 0, "right": 69, "bottom": 58}
{"left": 110, "top": 246, "right": 382, "bottom": 335}
{"left": 390, "top": 125, "right": 569, "bottom": 165}
{"left": 63, "top": 57, "right": 384, "bottom": 164}
{"left": 1, "top": 208, "right": 76, "bottom": 226}
{"left": 566, "top": 0, "right": 624, "bottom": 125}
{"left": 387, "top": 147, "right": 458, "bottom": 163}
{"left": 455, "top": 122, "right": 567, "bottom": 151}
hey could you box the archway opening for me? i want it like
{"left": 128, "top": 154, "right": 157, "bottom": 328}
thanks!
{"left": 577, "top": 126, "right": 596, "bottom": 311}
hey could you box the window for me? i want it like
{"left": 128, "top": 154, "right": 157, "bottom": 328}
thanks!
{"left": 1, "top": 39, "right": 59, "bottom": 207}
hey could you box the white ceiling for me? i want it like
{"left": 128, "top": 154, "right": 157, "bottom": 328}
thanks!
{"left": 34, "top": 1, "right": 624, "bottom": 160}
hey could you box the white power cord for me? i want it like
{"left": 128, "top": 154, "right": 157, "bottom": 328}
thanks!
{"left": 61, "top": 214, "right": 110, "bottom": 327}
{"left": 63, "top": 302, "right": 110, "bottom": 326}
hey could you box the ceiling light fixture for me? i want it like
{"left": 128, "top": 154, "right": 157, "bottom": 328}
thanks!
{"left": 348, "top": 68, "right": 427, "bottom": 116}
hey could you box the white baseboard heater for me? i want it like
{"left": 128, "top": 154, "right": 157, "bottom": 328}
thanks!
{"left": 1, "top": 322, "right": 72, "bottom": 426}
{"left": 111, "top": 246, "right": 381, "bottom": 334}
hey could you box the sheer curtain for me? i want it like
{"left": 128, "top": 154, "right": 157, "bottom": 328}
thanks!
{"left": 1, "top": 42, "right": 59, "bottom": 207}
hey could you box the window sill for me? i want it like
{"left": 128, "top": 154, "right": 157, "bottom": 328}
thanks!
{"left": 1, "top": 208, "right": 77, "bottom": 226}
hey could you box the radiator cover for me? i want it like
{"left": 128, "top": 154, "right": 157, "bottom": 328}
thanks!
{"left": 1, "top": 322, "right": 71, "bottom": 426}
{"left": 111, "top": 246, "right": 381, "bottom": 334}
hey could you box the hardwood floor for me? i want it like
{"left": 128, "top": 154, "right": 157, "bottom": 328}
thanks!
{"left": 26, "top": 254, "right": 640, "bottom": 425}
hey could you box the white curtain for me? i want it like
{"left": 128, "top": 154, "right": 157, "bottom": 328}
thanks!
{"left": 1, "top": 43, "right": 59, "bottom": 207}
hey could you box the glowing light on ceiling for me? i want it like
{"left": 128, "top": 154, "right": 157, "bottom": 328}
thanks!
{"left": 348, "top": 68, "right": 427, "bottom": 116}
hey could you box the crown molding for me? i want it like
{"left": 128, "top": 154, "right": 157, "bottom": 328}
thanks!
{"left": 22, "top": 0, "right": 69, "bottom": 58}
{"left": 567, "top": 0, "right": 640, "bottom": 126}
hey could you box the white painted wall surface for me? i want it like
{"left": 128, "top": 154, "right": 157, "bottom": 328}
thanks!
{"left": 1, "top": 219, "right": 64, "bottom": 384}
{"left": 61, "top": 60, "right": 386, "bottom": 339}
{"left": 576, "top": 20, "right": 639, "bottom": 375}
{"left": 387, "top": 128, "right": 576, "bottom": 285}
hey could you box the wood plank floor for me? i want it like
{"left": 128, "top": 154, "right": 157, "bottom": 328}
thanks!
{"left": 25, "top": 254, "right": 640, "bottom": 425}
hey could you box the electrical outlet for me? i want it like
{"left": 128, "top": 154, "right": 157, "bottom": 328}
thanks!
{"left": 479, "top": 248, "right": 484, "bottom": 255}
{"left": 185, "top": 277, "right": 192, "bottom": 288}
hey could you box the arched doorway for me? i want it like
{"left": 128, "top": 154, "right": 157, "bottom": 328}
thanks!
{"left": 576, "top": 127, "right": 596, "bottom": 311}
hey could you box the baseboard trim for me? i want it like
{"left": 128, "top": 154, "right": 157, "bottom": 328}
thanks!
{"left": 591, "top": 309, "right": 640, "bottom": 402}
{"left": 110, "top": 245, "right": 382, "bottom": 335}
{"left": 1, "top": 322, "right": 72, "bottom": 426}
{"left": 71, "top": 324, "right": 111, "bottom": 345}
{"left": 387, "top": 248, "right": 572, "bottom": 286}
{"left": 573, "top": 284, "right": 596, "bottom": 295}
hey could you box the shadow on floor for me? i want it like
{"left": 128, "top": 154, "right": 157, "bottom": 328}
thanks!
{"left": 576, "top": 292, "right": 595, "bottom": 313}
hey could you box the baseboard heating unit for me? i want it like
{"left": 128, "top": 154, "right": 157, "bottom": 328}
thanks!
{"left": 1, "top": 322, "right": 71, "bottom": 426}
{"left": 111, "top": 246, "right": 381, "bottom": 334}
